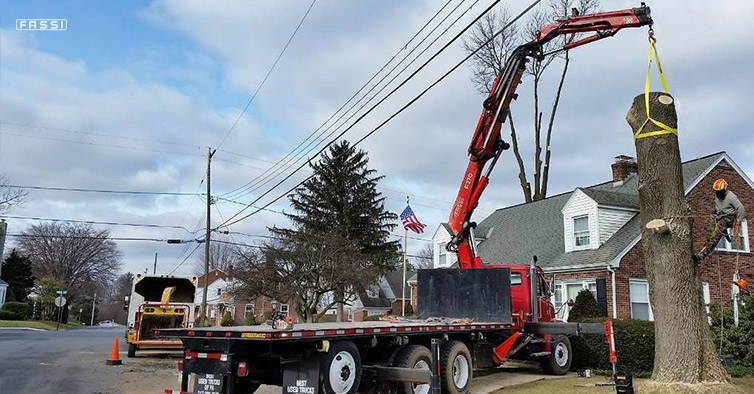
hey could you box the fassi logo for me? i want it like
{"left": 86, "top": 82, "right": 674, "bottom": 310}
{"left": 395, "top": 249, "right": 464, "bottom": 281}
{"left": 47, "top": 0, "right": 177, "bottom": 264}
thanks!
{"left": 16, "top": 19, "right": 68, "bottom": 31}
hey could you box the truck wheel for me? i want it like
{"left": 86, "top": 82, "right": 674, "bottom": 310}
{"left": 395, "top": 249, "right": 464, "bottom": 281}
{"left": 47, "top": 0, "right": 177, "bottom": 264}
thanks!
{"left": 540, "top": 336, "right": 572, "bottom": 375}
{"left": 440, "top": 341, "right": 472, "bottom": 394}
{"left": 320, "top": 341, "right": 361, "bottom": 394}
{"left": 127, "top": 343, "right": 136, "bottom": 358}
{"left": 394, "top": 345, "right": 432, "bottom": 394}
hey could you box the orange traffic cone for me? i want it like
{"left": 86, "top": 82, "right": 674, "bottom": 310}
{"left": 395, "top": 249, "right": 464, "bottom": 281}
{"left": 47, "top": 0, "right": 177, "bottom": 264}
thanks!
{"left": 106, "top": 336, "right": 122, "bottom": 365}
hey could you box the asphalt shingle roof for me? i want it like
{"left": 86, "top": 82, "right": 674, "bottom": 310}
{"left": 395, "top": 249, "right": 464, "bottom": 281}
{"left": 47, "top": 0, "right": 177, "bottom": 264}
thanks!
{"left": 475, "top": 152, "right": 725, "bottom": 270}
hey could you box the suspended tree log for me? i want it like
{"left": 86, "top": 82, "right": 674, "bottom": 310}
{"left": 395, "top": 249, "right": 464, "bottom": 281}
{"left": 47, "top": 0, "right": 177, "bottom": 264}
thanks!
{"left": 626, "top": 92, "right": 730, "bottom": 386}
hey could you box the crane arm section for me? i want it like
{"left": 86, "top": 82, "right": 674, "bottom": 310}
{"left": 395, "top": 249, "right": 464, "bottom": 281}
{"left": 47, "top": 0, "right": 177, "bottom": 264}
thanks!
{"left": 448, "top": 4, "right": 653, "bottom": 269}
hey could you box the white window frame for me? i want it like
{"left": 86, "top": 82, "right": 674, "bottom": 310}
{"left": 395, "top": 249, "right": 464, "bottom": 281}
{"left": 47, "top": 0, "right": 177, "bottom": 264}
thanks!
{"left": 280, "top": 304, "right": 289, "bottom": 316}
{"left": 715, "top": 219, "right": 749, "bottom": 252}
{"left": 551, "top": 279, "right": 597, "bottom": 321}
{"left": 366, "top": 285, "right": 380, "bottom": 299}
{"left": 573, "top": 215, "right": 591, "bottom": 249}
{"left": 244, "top": 304, "right": 255, "bottom": 318}
{"left": 438, "top": 242, "right": 448, "bottom": 267}
{"left": 629, "top": 279, "right": 653, "bottom": 321}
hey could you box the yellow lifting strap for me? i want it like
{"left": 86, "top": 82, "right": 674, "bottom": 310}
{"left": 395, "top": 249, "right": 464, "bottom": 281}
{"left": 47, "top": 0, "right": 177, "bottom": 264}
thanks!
{"left": 634, "top": 37, "right": 677, "bottom": 140}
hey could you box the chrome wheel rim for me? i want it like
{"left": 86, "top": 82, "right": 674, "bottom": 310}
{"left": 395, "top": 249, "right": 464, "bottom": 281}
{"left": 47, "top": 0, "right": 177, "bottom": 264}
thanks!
{"left": 328, "top": 350, "right": 356, "bottom": 393}
{"left": 452, "top": 353, "right": 470, "bottom": 389}
{"left": 555, "top": 342, "right": 569, "bottom": 367}
{"left": 412, "top": 359, "right": 430, "bottom": 394}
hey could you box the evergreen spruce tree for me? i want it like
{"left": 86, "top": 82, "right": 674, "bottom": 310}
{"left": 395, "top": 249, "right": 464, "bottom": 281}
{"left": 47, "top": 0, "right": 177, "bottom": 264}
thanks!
{"left": 270, "top": 141, "right": 399, "bottom": 321}
{"left": 568, "top": 289, "right": 604, "bottom": 322}
{"left": 1, "top": 249, "right": 35, "bottom": 302}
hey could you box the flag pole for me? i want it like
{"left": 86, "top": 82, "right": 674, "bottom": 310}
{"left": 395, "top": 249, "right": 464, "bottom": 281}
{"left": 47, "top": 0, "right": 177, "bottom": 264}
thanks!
{"left": 402, "top": 197, "right": 409, "bottom": 317}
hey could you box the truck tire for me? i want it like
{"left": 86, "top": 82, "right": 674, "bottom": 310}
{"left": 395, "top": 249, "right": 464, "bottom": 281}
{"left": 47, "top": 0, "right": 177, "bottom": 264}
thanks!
{"left": 320, "top": 341, "right": 361, "bottom": 394}
{"left": 127, "top": 343, "right": 136, "bottom": 358}
{"left": 440, "top": 341, "right": 472, "bottom": 394}
{"left": 393, "top": 345, "right": 432, "bottom": 394}
{"left": 540, "top": 336, "right": 572, "bottom": 375}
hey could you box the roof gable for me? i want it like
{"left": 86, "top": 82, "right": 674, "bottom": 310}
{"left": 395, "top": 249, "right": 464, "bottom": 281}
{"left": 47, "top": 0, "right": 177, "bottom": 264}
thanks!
{"left": 476, "top": 152, "right": 730, "bottom": 270}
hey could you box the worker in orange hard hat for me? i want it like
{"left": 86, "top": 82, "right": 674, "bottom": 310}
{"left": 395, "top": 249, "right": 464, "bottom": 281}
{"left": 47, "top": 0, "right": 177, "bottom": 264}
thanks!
{"left": 735, "top": 278, "right": 749, "bottom": 295}
{"left": 694, "top": 178, "right": 746, "bottom": 263}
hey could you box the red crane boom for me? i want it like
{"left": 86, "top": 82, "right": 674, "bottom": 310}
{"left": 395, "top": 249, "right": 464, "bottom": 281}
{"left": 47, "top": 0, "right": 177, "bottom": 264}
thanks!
{"left": 448, "top": 4, "right": 653, "bottom": 269}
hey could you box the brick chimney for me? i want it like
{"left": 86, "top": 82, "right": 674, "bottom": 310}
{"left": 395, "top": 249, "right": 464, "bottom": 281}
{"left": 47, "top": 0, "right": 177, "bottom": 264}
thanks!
{"left": 612, "top": 155, "right": 638, "bottom": 183}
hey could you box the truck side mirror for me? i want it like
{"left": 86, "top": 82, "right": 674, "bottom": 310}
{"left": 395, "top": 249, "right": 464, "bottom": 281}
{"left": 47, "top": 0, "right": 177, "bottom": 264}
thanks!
{"left": 123, "top": 295, "right": 130, "bottom": 311}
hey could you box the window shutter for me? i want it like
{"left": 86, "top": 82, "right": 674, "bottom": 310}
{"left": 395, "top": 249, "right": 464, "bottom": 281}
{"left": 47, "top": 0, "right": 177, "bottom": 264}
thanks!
{"left": 596, "top": 279, "right": 608, "bottom": 316}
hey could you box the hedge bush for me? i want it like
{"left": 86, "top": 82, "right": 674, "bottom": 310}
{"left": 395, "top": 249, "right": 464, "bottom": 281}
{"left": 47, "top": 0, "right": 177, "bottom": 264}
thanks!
{"left": 0, "top": 302, "right": 31, "bottom": 320}
{"left": 571, "top": 318, "right": 655, "bottom": 374}
{"left": 709, "top": 294, "right": 754, "bottom": 368}
{"left": 363, "top": 315, "right": 382, "bottom": 321}
{"left": 569, "top": 289, "right": 605, "bottom": 322}
{"left": 220, "top": 311, "right": 236, "bottom": 327}
{"left": 0, "top": 309, "right": 23, "bottom": 320}
{"left": 244, "top": 314, "right": 257, "bottom": 326}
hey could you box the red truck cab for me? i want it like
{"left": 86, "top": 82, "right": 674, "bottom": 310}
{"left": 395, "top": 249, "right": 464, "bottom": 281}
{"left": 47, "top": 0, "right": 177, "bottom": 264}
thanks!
{"left": 487, "top": 264, "right": 556, "bottom": 326}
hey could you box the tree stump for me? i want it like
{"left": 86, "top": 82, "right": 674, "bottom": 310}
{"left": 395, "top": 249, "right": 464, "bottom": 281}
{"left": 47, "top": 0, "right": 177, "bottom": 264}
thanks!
{"left": 626, "top": 92, "right": 729, "bottom": 384}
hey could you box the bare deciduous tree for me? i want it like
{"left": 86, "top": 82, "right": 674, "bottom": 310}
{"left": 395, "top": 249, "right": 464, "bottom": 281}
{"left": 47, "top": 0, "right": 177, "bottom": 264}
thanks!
{"left": 233, "top": 231, "right": 376, "bottom": 323}
{"left": 0, "top": 175, "right": 27, "bottom": 213}
{"left": 196, "top": 237, "right": 242, "bottom": 275}
{"left": 462, "top": 0, "right": 599, "bottom": 202}
{"left": 18, "top": 222, "right": 122, "bottom": 298}
{"left": 412, "top": 243, "right": 434, "bottom": 270}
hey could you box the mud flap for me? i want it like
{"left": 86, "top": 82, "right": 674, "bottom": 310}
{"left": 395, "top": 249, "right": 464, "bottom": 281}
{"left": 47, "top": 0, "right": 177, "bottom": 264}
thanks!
{"left": 282, "top": 360, "right": 319, "bottom": 394}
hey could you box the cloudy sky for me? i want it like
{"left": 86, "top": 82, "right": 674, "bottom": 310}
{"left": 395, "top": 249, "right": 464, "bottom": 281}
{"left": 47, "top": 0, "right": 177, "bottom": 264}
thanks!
{"left": 1, "top": 0, "right": 752, "bottom": 277}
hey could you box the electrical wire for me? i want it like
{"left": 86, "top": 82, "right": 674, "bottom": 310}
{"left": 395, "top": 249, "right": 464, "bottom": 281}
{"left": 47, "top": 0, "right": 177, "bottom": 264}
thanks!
{"left": 1, "top": 215, "right": 197, "bottom": 233}
{"left": 4, "top": 233, "right": 168, "bottom": 242}
{"left": 168, "top": 243, "right": 203, "bottom": 275}
{"left": 228, "top": 0, "right": 478, "bottom": 202}
{"left": 218, "top": 0, "right": 527, "bottom": 229}
{"left": 3, "top": 184, "right": 202, "bottom": 196}
{"left": 220, "top": 0, "right": 457, "bottom": 199}
{"left": 215, "top": 0, "right": 318, "bottom": 150}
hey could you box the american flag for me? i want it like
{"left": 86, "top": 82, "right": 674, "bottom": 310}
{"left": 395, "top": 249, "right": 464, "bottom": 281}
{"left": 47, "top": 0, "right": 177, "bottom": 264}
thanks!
{"left": 400, "top": 205, "right": 426, "bottom": 234}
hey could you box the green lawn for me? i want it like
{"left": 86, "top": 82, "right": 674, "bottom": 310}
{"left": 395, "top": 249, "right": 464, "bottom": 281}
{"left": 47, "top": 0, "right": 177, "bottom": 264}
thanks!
{"left": 490, "top": 376, "right": 754, "bottom": 394}
{"left": 0, "top": 320, "right": 84, "bottom": 330}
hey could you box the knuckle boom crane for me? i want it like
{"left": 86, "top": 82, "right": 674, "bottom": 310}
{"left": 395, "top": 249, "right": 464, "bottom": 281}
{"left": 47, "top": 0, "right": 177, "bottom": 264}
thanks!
{"left": 448, "top": 4, "right": 653, "bottom": 268}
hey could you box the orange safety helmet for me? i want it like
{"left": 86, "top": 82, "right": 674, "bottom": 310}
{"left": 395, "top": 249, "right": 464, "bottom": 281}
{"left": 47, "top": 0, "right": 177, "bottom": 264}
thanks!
{"left": 713, "top": 178, "right": 728, "bottom": 191}
{"left": 736, "top": 278, "right": 748, "bottom": 291}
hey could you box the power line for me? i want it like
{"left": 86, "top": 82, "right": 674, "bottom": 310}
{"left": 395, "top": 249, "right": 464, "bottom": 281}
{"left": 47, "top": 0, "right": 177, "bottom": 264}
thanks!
{"left": 215, "top": 0, "right": 317, "bottom": 150}
{"left": 231, "top": 0, "right": 480, "bottom": 201}
{"left": 0, "top": 120, "right": 279, "bottom": 167}
{"left": 2, "top": 215, "right": 197, "bottom": 233}
{"left": 221, "top": 0, "right": 459, "bottom": 200}
{"left": 4, "top": 184, "right": 202, "bottom": 196}
{"left": 168, "top": 243, "right": 203, "bottom": 275}
{"left": 217, "top": 0, "right": 514, "bottom": 229}
{"left": 4, "top": 233, "right": 169, "bottom": 242}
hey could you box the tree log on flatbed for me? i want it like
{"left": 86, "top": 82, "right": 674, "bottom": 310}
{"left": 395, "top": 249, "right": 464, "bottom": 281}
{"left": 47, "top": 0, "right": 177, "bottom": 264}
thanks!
{"left": 626, "top": 91, "right": 729, "bottom": 385}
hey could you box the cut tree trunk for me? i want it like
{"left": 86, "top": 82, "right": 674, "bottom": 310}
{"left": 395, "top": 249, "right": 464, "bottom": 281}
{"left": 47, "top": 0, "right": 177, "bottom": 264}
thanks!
{"left": 626, "top": 91, "right": 729, "bottom": 384}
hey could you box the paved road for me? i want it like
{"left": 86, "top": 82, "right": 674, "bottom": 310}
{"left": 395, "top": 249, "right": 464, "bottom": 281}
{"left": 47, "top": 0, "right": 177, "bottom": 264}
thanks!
{"left": 0, "top": 327, "right": 566, "bottom": 394}
{"left": 0, "top": 326, "right": 128, "bottom": 394}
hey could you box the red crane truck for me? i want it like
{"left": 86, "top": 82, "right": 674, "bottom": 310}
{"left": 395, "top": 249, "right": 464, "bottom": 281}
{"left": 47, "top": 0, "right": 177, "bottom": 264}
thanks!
{"left": 158, "top": 4, "right": 652, "bottom": 394}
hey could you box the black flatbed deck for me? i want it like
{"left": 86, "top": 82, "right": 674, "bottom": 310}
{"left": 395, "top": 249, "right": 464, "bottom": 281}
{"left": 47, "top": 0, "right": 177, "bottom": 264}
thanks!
{"left": 159, "top": 320, "right": 513, "bottom": 341}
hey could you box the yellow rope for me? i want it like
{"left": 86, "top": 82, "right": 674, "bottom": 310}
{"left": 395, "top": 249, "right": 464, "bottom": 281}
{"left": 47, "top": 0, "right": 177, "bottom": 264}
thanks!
{"left": 634, "top": 39, "right": 677, "bottom": 139}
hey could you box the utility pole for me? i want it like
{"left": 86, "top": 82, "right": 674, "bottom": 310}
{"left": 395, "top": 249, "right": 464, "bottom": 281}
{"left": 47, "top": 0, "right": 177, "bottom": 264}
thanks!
{"left": 0, "top": 220, "right": 7, "bottom": 278}
{"left": 153, "top": 252, "right": 158, "bottom": 275}
{"left": 200, "top": 148, "right": 216, "bottom": 327}
{"left": 90, "top": 292, "right": 96, "bottom": 326}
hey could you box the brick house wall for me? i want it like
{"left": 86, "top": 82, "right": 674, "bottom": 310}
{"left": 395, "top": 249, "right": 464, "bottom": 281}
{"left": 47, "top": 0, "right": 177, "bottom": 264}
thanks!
{"left": 544, "top": 162, "right": 754, "bottom": 320}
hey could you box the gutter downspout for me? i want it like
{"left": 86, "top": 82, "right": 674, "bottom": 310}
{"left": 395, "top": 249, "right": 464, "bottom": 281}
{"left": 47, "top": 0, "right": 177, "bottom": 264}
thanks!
{"left": 606, "top": 264, "right": 617, "bottom": 318}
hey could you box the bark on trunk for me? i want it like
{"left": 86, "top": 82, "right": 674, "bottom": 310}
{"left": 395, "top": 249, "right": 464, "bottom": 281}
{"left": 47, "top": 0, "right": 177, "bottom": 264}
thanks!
{"left": 626, "top": 92, "right": 729, "bottom": 384}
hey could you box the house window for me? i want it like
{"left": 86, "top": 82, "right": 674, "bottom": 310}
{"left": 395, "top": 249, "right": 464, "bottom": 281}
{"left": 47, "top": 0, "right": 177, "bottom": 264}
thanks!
{"left": 244, "top": 304, "right": 254, "bottom": 318}
{"left": 715, "top": 219, "right": 749, "bottom": 252}
{"left": 510, "top": 273, "right": 522, "bottom": 285}
{"left": 551, "top": 280, "right": 596, "bottom": 321}
{"left": 366, "top": 285, "right": 380, "bottom": 298}
{"left": 438, "top": 243, "right": 447, "bottom": 267}
{"left": 573, "top": 215, "right": 590, "bottom": 247}
{"left": 217, "top": 287, "right": 222, "bottom": 296}
{"left": 630, "top": 279, "right": 653, "bottom": 321}
{"left": 280, "top": 304, "right": 289, "bottom": 316}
